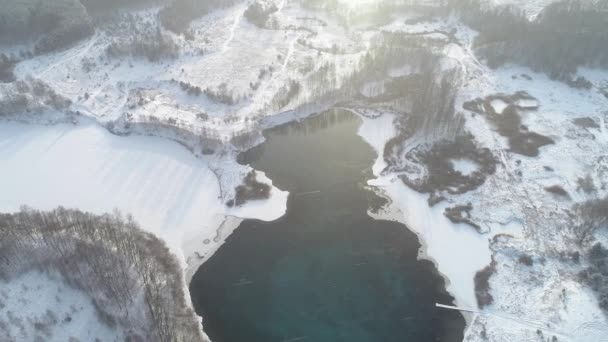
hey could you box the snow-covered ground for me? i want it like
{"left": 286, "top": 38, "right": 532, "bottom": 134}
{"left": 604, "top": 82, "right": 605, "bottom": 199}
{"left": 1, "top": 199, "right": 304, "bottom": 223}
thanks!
{"left": 0, "top": 120, "right": 287, "bottom": 279}
{"left": 2, "top": 0, "right": 608, "bottom": 341}
{"left": 0, "top": 270, "right": 122, "bottom": 341}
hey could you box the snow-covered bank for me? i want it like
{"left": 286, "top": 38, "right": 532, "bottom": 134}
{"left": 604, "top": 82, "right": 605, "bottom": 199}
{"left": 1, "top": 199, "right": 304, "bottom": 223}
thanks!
{"left": 355, "top": 57, "right": 608, "bottom": 339}
{"left": 357, "top": 114, "right": 495, "bottom": 310}
{"left": 0, "top": 120, "right": 288, "bottom": 278}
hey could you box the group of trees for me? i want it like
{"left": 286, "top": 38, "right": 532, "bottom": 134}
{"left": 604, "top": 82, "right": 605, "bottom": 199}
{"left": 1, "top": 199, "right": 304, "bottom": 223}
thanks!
{"left": 450, "top": 0, "right": 608, "bottom": 82}
{"left": 244, "top": 0, "right": 278, "bottom": 28}
{"left": 158, "top": 0, "right": 238, "bottom": 33}
{"left": 270, "top": 79, "right": 301, "bottom": 111}
{"left": 399, "top": 134, "right": 497, "bottom": 196}
{"left": 203, "top": 82, "right": 240, "bottom": 105}
{"left": 0, "top": 207, "right": 204, "bottom": 342}
{"left": 0, "top": 78, "right": 71, "bottom": 117}
{"left": 177, "top": 80, "right": 203, "bottom": 96}
{"left": 567, "top": 196, "right": 608, "bottom": 313}
{"left": 108, "top": 112, "right": 224, "bottom": 156}
{"left": 106, "top": 27, "right": 179, "bottom": 62}
{"left": 0, "top": 53, "right": 16, "bottom": 83}
{"left": 351, "top": 36, "right": 465, "bottom": 173}
{"left": 0, "top": 0, "right": 94, "bottom": 55}
{"left": 463, "top": 92, "right": 554, "bottom": 157}
{"left": 579, "top": 243, "right": 608, "bottom": 312}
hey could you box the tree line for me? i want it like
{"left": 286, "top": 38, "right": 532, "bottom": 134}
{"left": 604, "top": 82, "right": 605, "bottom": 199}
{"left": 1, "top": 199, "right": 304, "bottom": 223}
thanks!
{"left": 450, "top": 0, "right": 608, "bottom": 82}
{"left": 0, "top": 207, "right": 204, "bottom": 342}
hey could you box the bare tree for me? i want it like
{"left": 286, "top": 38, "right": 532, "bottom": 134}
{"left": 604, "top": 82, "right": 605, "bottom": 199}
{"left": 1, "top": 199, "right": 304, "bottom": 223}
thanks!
{"left": 570, "top": 197, "right": 608, "bottom": 246}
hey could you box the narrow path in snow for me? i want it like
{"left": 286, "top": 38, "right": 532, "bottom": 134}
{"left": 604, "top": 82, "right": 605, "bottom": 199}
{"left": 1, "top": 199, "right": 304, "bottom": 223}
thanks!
{"left": 436, "top": 303, "right": 593, "bottom": 340}
{"left": 221, "top": 9, "right": 244, "bottom": 53}
{"left": 38, "top": 34, "right": 99, "bottom": 78}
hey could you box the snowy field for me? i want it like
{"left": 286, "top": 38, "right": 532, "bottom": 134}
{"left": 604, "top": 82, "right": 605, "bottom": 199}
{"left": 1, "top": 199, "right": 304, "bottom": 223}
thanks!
{"left": 0, "top": 270, "right": 123, "bottom": 341}
{"left": 0, "top": 120, "right": 287, "bottom": 278}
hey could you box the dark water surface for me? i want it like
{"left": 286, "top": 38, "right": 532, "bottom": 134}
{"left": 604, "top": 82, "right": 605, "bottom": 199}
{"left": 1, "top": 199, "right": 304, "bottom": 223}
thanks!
{"left": 190, "top": 110, "right": 465, "bottom": 342}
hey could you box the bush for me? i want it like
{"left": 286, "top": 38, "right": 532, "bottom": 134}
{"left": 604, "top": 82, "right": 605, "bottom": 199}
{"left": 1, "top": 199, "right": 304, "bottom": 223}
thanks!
{"left": 244, "top": 0, "right": 278, "bottom": 28}
{"left": 570, "top": 196, "right": 608, "bottom": 245}
{"left": 0, "top": 53, "right": 16, "bottom": 83}
{"left": 474, "top": 259, "right": 496, "bottom": 308}
{"left": 518, "top": 254, "right": 534, "bottom": 266}
{"left": 576, "top": 175, "right": 596, "bottom": 194}
{"left": 580, "top": 243, "right": 608, "bottom": 313}
{"left": 545, "top": 185, "right": 570, "bottom": 199}
{"left": 178, "top": 81, "right": 202, "bottom": 96}
{"left": 231, "top": 171, "right": 271, "bottom": 206}
{"left": 204, "top": 83, "right": 238, "bottom": 105}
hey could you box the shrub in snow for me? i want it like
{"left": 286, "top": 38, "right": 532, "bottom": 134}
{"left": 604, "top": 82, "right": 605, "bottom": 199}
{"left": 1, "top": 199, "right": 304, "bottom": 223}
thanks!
{"left": 444, "top": 203, "right": 483, "bottom": 232}
{"left": 244, "top": 0, "right": 279, "bottom": 28}
{"left": 570, "top": 196, "right": 608, "bottom": 246}
{"left": 576, "top": 174, "right": 597, "bottom": 194}
{"left": 463, "top": 92, "right": 553, "bottom": 157}
{"left": 178, "top": 81, "right": 202, "bottom": 96}
{"left": 0, "top": 54, "right": 16, "bottom": 83}
{"left": 229, "top": 171, "right": 271, "bottom": 207}
{"left": 579, "top": 243, "right": 608, "bottom": 313}
{"left": 544, "top": 185, "right": 570, "bottom": 199}
{"left": 0, "top": 78, "right": 71, "bottom": 118}
{"left": 203, "top": 83, "right": 239, "bottom": 105}
{"left": 518, "top": 254, "right": 534, "bottom": 266}
{"left": 474, "top": 259, "right": 496, "bottom": 308}
{"left": 270, "top": 79, "right": 301, "bottom": 110}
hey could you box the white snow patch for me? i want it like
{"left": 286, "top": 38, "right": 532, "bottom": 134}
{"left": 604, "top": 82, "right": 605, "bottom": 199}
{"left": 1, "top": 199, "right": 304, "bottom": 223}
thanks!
{"left": 451, "top": 158, "right": 479, "bottom": 176}
{"left": 490, "top": 99, "right": 508, "bottom": 114}
{"left": 369, "top": 177, "right": 491, "bottom": 310}
{"left": 0, "top": 270, "right": 122, "bottom": 342}
{"left": 515, "top": 98, "right": 539, "bottom": 109}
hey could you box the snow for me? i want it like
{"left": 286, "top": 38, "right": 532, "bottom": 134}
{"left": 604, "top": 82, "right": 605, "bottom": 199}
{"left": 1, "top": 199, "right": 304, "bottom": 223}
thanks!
{"left": 484, "top": 0, "right": 559, "bottom": 20}
{"left": 0, "top": 270, "right": 122, "bottom": 341}
{"left": 451, "top": 158, "right": 479, "bottom": 176}
{"left": 515, "top": 98, "right": 539, "bottom": 109}
{"left": 0, "top": 121, "right": 288, "bottom": 278}
{"left": 490, "top": 99, "right": 508, "bottom": 114}
{"left": 358, "top": 114, "right": 492, "bottom": 310}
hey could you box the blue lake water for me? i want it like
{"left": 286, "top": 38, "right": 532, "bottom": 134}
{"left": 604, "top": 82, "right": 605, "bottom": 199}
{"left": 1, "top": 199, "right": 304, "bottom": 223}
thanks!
{"left": 190, "top": 109, "right": 465, "bottom": 342}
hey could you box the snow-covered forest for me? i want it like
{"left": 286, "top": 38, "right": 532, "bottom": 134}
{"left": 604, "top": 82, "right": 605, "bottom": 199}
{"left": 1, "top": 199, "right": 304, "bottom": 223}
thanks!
{"left": 1, "top": 207, "right": 204, "bottom": 341}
